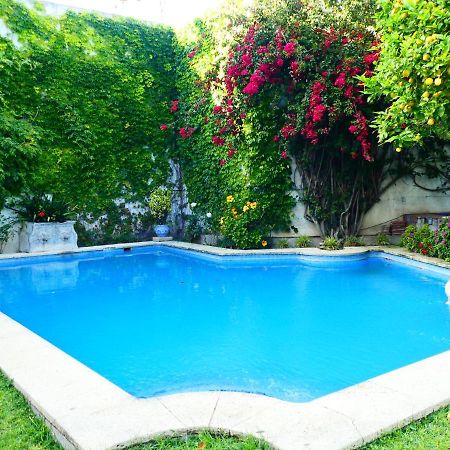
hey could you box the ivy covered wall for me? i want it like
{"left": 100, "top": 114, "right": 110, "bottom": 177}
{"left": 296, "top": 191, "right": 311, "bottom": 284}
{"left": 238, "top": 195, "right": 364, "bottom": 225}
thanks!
{"left": 0, "top": 0, "right": 177, "bottom": 243}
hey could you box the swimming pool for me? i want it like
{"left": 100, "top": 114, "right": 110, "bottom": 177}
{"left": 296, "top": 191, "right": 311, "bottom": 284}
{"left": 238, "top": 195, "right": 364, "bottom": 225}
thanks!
{"left": 0, "top": 246, "right": 449, "bottom": 402}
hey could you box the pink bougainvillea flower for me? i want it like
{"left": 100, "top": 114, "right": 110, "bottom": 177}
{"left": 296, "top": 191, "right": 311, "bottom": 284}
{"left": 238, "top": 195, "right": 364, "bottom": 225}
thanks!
{"left": 219, "top": 159, "right": 226, "bottom": 166}
{"left": 159, "top": 124, "right": 168, "bottom": 131}
{"left": 170, "top": 100, "right": 179, "bottom": 112}
{"left": 273, "top": 135, "right": 280, "bottom": 142}
{"left": 283, "top": 42, "right": 296, "bottom": 57}
{"left": 281, "top": 150, "right": 288, "bottom": 159}
{"left": 228, "top": 148, "right": 235, "bottom": 158}
{"left": 348, "top": 125, "right": 358, "bottom": 134}
{"left": 213, "top": 105, "right": 223, "bottom": 114}
{"left": 212, "top": 135, "right": 225, "bottom": 146}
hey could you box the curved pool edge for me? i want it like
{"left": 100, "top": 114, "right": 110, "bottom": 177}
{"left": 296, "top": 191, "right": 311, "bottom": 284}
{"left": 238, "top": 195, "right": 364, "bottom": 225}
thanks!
{"left": 0, "top": 241, "right": 449, "bottom": 450}
{"left": 1, "top": 311, "right": 449, "bottom": 450}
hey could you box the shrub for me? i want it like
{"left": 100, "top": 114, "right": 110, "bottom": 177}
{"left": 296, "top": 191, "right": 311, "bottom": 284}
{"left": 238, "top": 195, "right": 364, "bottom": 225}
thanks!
{"left": 149, "top": 189, "right": 172, "bottom": 223}
{"left": 400, "top": 219, "right": 450, "bottom": 261}
{"left": 344, "top": 235, "right": 365, "bottom": 247}
{"left": 375, "top": 232, "right": 390, "bottom": 246}
{"left": 219, "top": 195, "right": 268, "bottom": 249}
{"left": 322, "top": 236, "right": 341, "bottom": 250}
{"left": 10, "top": 194, "right": 74, "bottom": 223}
{"left": 277, "top": 239, "right": 289, "bottom": 249}
{"left": 295, "top": 235, "right": 312, "bottom": 248}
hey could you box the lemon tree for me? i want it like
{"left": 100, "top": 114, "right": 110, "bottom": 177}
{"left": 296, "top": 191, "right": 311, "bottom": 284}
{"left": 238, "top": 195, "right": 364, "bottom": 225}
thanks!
{"left": 364, "top": 0, "right": 450, "bottom": 150}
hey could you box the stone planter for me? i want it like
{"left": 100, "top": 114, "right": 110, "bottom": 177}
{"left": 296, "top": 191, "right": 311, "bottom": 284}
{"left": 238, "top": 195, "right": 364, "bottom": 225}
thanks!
{"left": 19, "top": 221, "right": 78, "bottom": 253}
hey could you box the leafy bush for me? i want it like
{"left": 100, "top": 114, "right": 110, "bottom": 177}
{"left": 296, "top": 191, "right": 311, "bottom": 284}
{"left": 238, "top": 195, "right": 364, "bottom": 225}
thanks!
{"left": 10, "top": 194, "right": 74, "bottom": 223}
{"left": 400, "top": 219, "right": 450, "bottom": 261}
{"left": 149, "top": 189, "right": 172, "bottom": 223}
{"left": 219, "top": 195, "right": 268, "bottom": 249}
{"left": 295, "top": 235, "right": 312, "bottom": 248}
{"left": 184, "top": 204, "right": 213, "bottom": 242}
{"left": 0, "top": 215, "right": 15, "bottom": 251}
{"left": 277, "top": 239, "right": 289, "bottom": 249}
{"left": 322, "top": 236, "right": 342, "bottom": 250}
{"left": 364, "top": 0, "right": 450, "bottom": 149}
{"left": 344, "top": 235, "right": 365, "bottom": 247}
{"left": 375, "top": 232, "right": 390, "bottom": 246}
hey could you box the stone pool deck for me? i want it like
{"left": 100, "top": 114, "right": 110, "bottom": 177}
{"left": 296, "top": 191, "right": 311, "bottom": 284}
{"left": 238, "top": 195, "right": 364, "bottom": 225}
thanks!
{"left": 0, "top": 242, "right": 449, "bottom": 450}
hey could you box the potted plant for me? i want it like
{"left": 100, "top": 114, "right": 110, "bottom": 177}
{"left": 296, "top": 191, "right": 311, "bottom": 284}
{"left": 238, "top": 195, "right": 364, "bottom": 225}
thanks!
{"left": 10, "top": 194, "right": 78, "bottom": 253}
{"left": 149, "top": 188, "right": 172, "bottom": 237}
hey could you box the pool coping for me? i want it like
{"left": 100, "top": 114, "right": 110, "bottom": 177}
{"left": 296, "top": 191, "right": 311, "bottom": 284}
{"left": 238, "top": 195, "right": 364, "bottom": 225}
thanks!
{"left": 0, "top": 242, "right": 449, "bottom": 450}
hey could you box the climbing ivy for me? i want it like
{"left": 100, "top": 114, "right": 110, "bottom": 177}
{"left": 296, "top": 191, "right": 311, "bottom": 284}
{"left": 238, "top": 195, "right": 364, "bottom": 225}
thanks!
{"left": 0, "top": 0, "right": 177, "bottom": 241}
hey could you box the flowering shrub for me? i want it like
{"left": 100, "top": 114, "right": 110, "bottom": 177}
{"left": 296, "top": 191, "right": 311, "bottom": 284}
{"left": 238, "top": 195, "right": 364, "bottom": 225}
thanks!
{"left": 10, "top": 194, "right": 73, "bottom": 223}
{"left": 219, "top": 196, "right": 268, "bottom": 249}
{"left": 400, "top": 219, "right": 450, "bottom": 261}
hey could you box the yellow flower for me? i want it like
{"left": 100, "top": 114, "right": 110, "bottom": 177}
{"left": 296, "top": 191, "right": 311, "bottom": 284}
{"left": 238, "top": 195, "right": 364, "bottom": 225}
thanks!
{"left": 250, "top": 202, "right": 257, "bottom": 209}
{"left": 219, "top": 217, "right": 224, "bottom": 225}
{"left": 261, "top": 240, "right": 267, "bottom": 247}
{"left": 243, "top": 205, "right": 249, "bottom": 212}
{"left": 226, "top": 195, "right": 234, "bottom": 203}
{"left": 231, "top": 207, "right": 238, "bottom": 217}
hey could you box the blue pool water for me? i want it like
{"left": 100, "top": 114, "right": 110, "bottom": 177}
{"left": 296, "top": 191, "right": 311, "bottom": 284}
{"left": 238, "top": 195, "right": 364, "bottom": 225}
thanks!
{"left": 0, "top": 247, "right": 449, "bottom": 402}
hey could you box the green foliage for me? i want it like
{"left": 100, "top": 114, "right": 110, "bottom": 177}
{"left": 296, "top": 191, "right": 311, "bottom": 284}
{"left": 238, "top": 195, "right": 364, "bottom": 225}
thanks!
{"left": 149, "top": 188, "right": 172, "bottom": 223}
{"left": 364, "top": 0, "right": 450, "bottom": 150}
{"left": 0, "top": 0, "right": 176, "bottom": 239}
{"left": 322, "top": 236, "right": 342, "bottom": 250}
{"left": 277, "top": 238, "right": 289, "bottom": 249}
{"left": 400, "top": 219, "right": 450, "bottom": 261}
{"left": 0, "top": 215, "right": 15, "bottom": 250}
{"left": 295, "top": 235, "right": 312, "bottom": 248}
{"left": 219, "top": 196, "right": 267, "bottom": 249}
{"left": 9, "top": 194, "right": 74, "bottom": 223}
{"left": 344, "top": 235, "right": 366, "bottom": 246}
{"left": 375, "top": 232, "right": 390, "bottom": 245}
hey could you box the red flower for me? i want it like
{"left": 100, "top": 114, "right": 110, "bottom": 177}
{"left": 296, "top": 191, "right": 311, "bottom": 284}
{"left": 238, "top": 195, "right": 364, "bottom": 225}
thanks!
{"left": 342, "top": 37, "right": 350, "bottom": 45}
{"left": 348, "top": 125, "right": 358, "bottom": 134}
{"left": 37, "top": 211, "right": 46, "bottom": 218}
{"left": 351, "top": 152, "right": 358, "bottom": 159}
{"left": 243, "top": 81, "right": 260, "bottom": 96}
{"left": 273, "top": 135, "right": 280, "bottom": 142}
{"left": 276, "top": 57, "right": 284, "bottom": 67}
{"left": 419, "top": 242, "right": 424, "bottom": 248}
{"left": 228, "top": 148, "right": 235, "bottom": 158}
{"left": 334, "top": 73, "right": 346, "bottom": 88}
{"left": 159, "top": 124, "right": 168, "bottom": 131}
{"left": 212, "top": 135, "right": 225, "bottom": 146}
{"left": 283, "top": 42, "right": 296, "bottom": 57}
{"left": 213, "top": 105, "right": 223, "bottom": 114}
{"left": 219, "top": 159, "right": 226, "bottom": 166}
{"left": 281, "top": 150, "right": 288, "bottom": 159}
{"left": 170, "top": 100, "right": 179, "bottom": 112}
{"left": 179, "top": 127, "right": 195, "bottom": 139}
{"left": 321, "top": 71, "right": 328, "bottom": 77}
{"left": 187, "top": 49, "right": 197, "bottom": 59}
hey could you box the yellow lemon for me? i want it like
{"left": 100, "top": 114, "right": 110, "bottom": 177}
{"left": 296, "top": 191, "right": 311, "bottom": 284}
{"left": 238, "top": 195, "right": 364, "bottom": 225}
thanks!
{"left": 425, "top": 36, "right": 435, "bottom": 44}
{"left": 422, "top": 91, "right": 430, "bottom": 98}
{"left": 434, "top": 78, "right": 442, "bottom": 86}
{"left": 402, "top": 69, "right": 410, "bottom": 78}
{"left": 408, "top": 77, "right": 414, "bottom": 83}
{"left": 395, "top": 147, "right": 402, "bottom": 153}
{"left": 423, "top": 54, "right": 430, "bottom": 61}
{"left": 424, "top": 78, "right": 434, "bottom": 85}
{"left": 427, "top": 118, "right": 435, "bottom": 126}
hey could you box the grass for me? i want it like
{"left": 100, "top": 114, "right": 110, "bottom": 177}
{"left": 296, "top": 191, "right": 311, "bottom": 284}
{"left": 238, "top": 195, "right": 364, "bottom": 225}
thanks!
{"left": 0, "top": 369, "right": 449, "bottom": 450}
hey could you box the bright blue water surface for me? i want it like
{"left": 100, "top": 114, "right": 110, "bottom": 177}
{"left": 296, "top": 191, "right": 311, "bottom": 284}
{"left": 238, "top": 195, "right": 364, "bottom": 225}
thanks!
{"left": 0, "top": 247, "right": 449, "bottom": 402}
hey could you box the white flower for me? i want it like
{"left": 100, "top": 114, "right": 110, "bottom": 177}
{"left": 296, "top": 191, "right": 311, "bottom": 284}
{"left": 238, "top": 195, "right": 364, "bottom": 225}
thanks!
{"left": 190, "top": 202, "right": 197, "bottom": 208}
{"left": 206, "top": 212, "right": 212, "bottom": 218}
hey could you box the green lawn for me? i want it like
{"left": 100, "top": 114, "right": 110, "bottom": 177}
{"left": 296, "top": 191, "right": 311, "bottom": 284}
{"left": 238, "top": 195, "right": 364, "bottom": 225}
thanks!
{"left": 0, "top": 370, "right": 448, "bottom": 450}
